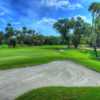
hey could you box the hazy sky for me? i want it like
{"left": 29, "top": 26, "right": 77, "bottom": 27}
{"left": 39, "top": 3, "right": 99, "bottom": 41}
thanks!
{"left": 0, "top": 0, "right": 100, "bottom": 35}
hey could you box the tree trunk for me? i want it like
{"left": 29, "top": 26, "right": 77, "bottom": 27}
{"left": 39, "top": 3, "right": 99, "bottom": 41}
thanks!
{"left": 92, "top": 13, "right": 98, "bottom": 57}
{"left": 94, "top": 45, "right": 98, "bottom": 57}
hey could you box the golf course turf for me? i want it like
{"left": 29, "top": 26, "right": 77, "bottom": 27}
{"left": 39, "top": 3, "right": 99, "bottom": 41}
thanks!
{"left": 0, "top": 45, "right": 100, "bottom": 72}
{"left": 16, "top": 87, "right": 100, "bottom": 100}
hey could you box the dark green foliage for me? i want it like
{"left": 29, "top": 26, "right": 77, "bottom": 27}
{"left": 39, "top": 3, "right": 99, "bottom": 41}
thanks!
{"left": 88, "top": 2, "right": 100, "bottom": 57}
{"left": 54, "top": 19, "right": 70, "bottom": 46}
{"left": 16, "top": 87, "right": 100, "bottom": 100}
{"left": 54, "top": 17, "right": 91, "bottom": 48}
{"left": 2, "top": 23, "right": 64, "bottom": 46}
{"left": 5, "top": 23, "right": 17, "bottom": 48}
{"left": 5, "top": 23, "right": 14, "bottom": 38}
{"left": 0, "top": 31, "right": 4, "bottom": 45}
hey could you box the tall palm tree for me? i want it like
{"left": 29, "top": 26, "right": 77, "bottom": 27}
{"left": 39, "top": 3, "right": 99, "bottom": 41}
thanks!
{"left": 88, "top": 2, "right": 100, "bottom": 57}
{"left": 5, "top": 23, "right": 14, "bottom": 38}
{"left": 5, "top": 23, "right": 16, "bottom": 47}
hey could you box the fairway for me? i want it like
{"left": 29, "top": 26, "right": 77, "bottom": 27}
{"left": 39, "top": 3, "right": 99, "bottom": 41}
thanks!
{"left": 0, "top": 45, "right": 65, "bottom": 69}
{"left": 0, "top": 45, "right": 100, "bottom": 72}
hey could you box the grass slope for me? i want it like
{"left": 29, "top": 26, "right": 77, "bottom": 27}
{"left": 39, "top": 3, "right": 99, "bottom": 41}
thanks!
{"left": 16, "top": 87, "right": 100, "bottom": 100}
{"left": 0, "top": 45, "right": 100, "bottom": 71}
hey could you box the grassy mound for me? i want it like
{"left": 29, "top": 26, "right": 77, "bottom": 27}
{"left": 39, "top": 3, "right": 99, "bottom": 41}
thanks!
{"left": 16, "top": 87, "right": 100, "bottom": 100}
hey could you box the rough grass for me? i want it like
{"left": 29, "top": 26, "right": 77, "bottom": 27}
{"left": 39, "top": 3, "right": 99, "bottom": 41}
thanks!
{"left": 0, "top": 45, "right": 100, "bottom": 71}
{"left": 16, "top": 87, "right": 100, "bottom": 100}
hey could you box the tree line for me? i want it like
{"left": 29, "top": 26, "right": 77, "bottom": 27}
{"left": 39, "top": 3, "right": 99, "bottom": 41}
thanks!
{"left": 54, "top": 16, "right": 92, "bottom": 48}
{"left": 0, "top": 23, "right": 65, "bottom": 48}
{"left": 0, "top": 16, "right": 93, "bottom": 49}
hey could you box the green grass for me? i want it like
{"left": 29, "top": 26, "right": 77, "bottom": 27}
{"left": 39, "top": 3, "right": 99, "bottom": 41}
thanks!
{"left": 0, "top": 45, "right": 100, "bottom": 71}
{"left": 16, "top": 87, "right": 100, "bottom": 100}
{"left": 0, "top": 45, "right": 67, "bottom": 69}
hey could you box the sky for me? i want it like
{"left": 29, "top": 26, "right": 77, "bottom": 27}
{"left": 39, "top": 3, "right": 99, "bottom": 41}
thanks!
{"left": 0, "top": 0, "right": 100, "bottom": 35}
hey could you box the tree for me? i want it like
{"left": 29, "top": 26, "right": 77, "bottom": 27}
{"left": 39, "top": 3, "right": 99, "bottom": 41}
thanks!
{"left": 5, "top": 23, "right": 16, "bottom": 48}
{"left": 0, "top": 31, "right": 3, "bottom": 45}
{"left": 24, "top": 29, "right": 35, "bottom": 45}
{"left": 80, "top": 23, "right": 92, "bottom": 45}
{"left": 88, "top": 2, "right": 100, "bottom": 57}
{"left": 95, "top": 17, "right": 100, "bottom": 47}
{"left": 19, "top": 26, "right": 28, "bottom": 45}
{"left": 53, "top": 19, "right": 70, "bottom": 47}
{"left": 54, "top": 17, "right": 85, "bottom": 48}
{"left": 44, "top": 36, "right": 61, "bottom": 45}
{"left": 22, "top": 27, "right": 27, "bottom": 34}
{"left": 72, "top": 17, "right": 84, "bottom": 48}
{"left": 5, "top": 23, "right": 14, "bottom": 38}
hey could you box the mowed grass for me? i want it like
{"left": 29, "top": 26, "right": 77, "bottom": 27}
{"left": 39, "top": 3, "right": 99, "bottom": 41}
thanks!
{"left": 0, "top": 45, "right": 67, "bottom": 69}
{"left": 0, "top": 45, "right": 100, "bottom": 71}
{"left": 16, "top": 87, "right": 100, "bottom": 100}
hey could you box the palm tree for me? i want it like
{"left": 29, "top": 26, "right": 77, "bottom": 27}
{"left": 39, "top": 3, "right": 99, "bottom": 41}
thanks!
{"left": 88, "top": 2, "right": 100, "bottom": 57}
{"left": 5, "top": 23, "right": 15, "bottom": 47}
{"left": 5, "top": 23, "right": 14, "bottom": 38}
{"left": 72, "top": 17, "right": 84, "bottom": 48}
{"left": 22, "top": 27, "right": 27, "bottom": 33}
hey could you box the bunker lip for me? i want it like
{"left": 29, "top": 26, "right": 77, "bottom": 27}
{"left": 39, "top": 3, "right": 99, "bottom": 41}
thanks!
{"left": 0, "top": 61, "right": 100, "bottom": 100}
